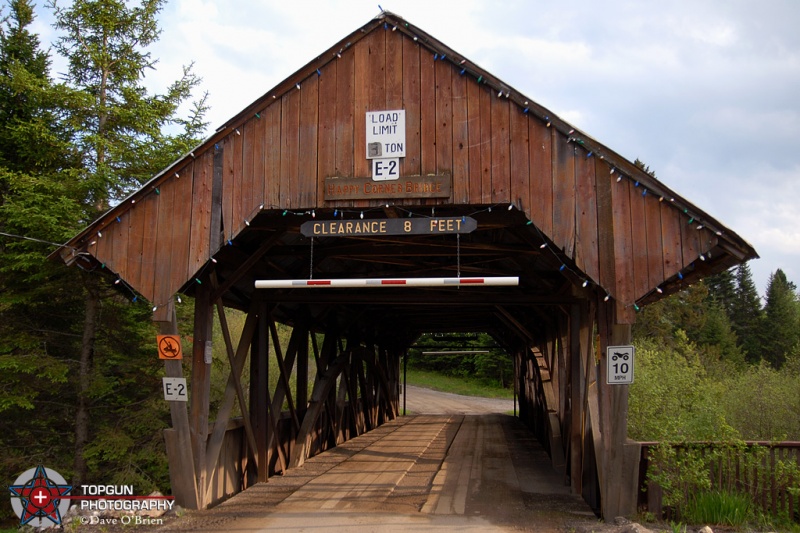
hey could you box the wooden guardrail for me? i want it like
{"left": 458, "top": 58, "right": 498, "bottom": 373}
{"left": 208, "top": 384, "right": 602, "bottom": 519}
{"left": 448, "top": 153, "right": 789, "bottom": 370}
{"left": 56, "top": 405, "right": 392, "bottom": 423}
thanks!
{"left": 638, "top": 441, "right": 800, "bottom": 522}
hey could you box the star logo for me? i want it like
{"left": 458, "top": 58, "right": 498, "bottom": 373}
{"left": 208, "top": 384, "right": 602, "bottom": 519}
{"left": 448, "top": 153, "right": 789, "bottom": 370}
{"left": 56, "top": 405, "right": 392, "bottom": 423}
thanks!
{"left": 8, "top": 465, "right": 72, "bottom": 528}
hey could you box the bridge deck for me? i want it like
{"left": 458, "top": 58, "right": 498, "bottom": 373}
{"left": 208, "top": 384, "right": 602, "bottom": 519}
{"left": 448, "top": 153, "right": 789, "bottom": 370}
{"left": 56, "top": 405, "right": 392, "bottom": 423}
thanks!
{"left": 161, "top": 414, "right": 596, "bottom": 532}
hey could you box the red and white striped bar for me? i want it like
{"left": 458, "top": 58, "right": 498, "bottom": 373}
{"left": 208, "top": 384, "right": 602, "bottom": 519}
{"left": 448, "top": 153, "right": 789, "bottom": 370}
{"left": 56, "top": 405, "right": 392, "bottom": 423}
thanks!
{"left": 254, "top": 276, "right": 519, "bottom": 289}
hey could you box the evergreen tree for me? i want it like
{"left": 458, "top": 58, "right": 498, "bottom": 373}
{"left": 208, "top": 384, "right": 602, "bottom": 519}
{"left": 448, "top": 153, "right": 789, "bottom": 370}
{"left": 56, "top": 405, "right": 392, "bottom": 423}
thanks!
{"left": 761, "top": 269, "right": 799, "bottom": 368}
{"left": 705, "top": 268, "right": 737, "bottom": 318}
{"left": 730, "top": 263, "right": 763, "bottom": 363}
{"left": 45, "top": 0, "right": 206, "bottom": 487}
{"left": 0, "top": 0, "right": 84, "bottom": 517}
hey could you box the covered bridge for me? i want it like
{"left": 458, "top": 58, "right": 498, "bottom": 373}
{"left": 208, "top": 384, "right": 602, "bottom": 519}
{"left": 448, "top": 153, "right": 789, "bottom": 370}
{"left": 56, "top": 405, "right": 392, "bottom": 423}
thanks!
{"left": 55, "top": 11, "right": 757, "bottom": 520}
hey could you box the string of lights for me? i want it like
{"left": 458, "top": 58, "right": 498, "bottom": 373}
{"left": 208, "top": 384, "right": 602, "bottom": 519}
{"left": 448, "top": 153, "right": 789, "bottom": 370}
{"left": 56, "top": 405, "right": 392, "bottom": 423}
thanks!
{"left": 48, "top": 13, "right": 728, "bottom": 315}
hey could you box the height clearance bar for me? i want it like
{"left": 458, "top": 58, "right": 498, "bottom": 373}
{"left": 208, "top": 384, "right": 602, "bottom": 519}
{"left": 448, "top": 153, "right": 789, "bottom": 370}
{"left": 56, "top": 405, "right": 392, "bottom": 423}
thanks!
{"left": 254, "top": 277, "right": 519, "bottom": 289}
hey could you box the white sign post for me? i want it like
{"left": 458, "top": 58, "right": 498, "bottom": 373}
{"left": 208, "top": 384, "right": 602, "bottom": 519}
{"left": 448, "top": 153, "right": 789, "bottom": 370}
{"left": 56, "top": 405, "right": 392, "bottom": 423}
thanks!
{"left": 162, "top": 377, "right": 188, "bottom": 402}
{"left": 606, "top": 346, "right": 634, "bottom": 385}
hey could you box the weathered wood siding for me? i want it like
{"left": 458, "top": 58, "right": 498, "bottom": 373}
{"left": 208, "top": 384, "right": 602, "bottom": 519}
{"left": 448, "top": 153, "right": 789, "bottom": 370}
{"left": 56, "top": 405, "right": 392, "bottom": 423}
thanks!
{"left": 83, "top": 22, "right": 721, "bottom": 323}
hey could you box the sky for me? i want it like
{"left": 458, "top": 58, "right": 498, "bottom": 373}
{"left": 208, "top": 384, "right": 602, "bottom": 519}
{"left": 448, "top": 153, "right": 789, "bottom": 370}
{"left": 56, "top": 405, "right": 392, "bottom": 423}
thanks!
{"left": 29, "top": 0, "right": 800, "bottom": 296}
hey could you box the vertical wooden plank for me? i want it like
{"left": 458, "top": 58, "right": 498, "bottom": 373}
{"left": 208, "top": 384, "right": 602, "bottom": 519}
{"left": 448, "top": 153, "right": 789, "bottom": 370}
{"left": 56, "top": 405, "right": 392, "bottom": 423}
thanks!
{"left": 153, "top": 174, "right": 177, "bottom": 312}
{"left": 451, "top": 68, "right": 469, "bottom": 204}
{"left": 434, "top": 56, "right": 452, "bottom": 179}
{"left": 108, "top": 213, "right": 126, "bottom": 278}
{"left": 363, "top": 28, "right": 386, "bottom": 209}
{"left": 385, "top": 27, "right": 403, "bottom": 109}
{"left": 241, "top": 118, "right": 256, "bottom": 221}
{"left": 317, "top": 58, "right": 337, "bottom": 203}
{"left": 552, "top": 134, "right": 576, "bottom": 257}
{"left": 611, "top": 178, "right": 636, "bottom": 323}
{"left": 251, "top": 300, "right": 269, "bottom": 483}
{"left": 490, "top": 96, "right": 510, "bottom": 203}
{"left": 232, "top": 131, "right": 244, "bottom": 234}
{"left": 265, "top": 103, "right": 282, "bottom": 208}
{"left": 644, "top": 193, "right": 665, "bottom": 290}
{"left": 281, "top": 89, "right": 301, "bottom": 209}
{"left": 298, "top": 72, "right": 319, "bottom": 208}
{"left": 353, "top": 33, "right": 371, "bottom": 185}
{"left": 595, "top": 166, "right": 617, "bottom": 290}
{"left": 681, "top": 216, "right": 702, "bottom": 269}
{"left": 251, "top": 112, "right": 266, "bottom": 214}
{"left": 466, "top": 75, "right": 482, "bottom": 203}
{"left": 187, "top": 156, "right": 212, "bottom": 276}
{"left": 419, "top": 47, "right": 436, "bottom": 176}
{"left": 660, "top": 203, "right": 684, "bottom": 281}
{"left": 335, "top": 47, "right": 355, "bottom": 188}
{"left": 126, "top": 198, "right": 146, "bottom": 293}
{"left": 167, "top": 174, "right": 194, "bottom": 299}
{"left": 222, "top": 138, "right": 235, "bottom": 243}
{"left": 575, "top": 153, "right": 599, "bottom": 283}
{"left": 401, "top": 35, "right": 420, "bottom": 179}
{"left": 629, "top": 183, "right": 650, "bottom": 301}
{"left": 509, "top": 104, "right": 529, "bottom": 212}
{"left": 139, "top": 193, "right": 160, "bottom": 302}
{"left": 479, "top": 84, "right": 492, "bottom": 203}
{"left": 93, "top": 219, "right": 114, "bottom": 276}
{"left": 529, "top": 123, "right": 553, "bottom": 236}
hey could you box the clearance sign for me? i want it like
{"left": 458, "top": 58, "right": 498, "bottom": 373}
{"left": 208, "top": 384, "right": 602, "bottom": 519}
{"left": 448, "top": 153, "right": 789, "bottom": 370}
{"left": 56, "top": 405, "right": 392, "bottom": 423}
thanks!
{"left": 300, "top": 217, "right": 477, "bottom": 237}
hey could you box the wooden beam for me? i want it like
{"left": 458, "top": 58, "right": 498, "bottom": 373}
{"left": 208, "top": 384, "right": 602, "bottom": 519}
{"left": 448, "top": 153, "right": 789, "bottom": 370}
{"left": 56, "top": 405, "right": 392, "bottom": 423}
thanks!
{"left": 289, "top": 353, "right": 348, "bottom": 468}
{"left": 189, "top": 280, "right": 213, "bottom": 507}
{"left": 251, "top": 300, "right": 269, "bottom": 483}
{"left": 202, "top": 299, "right": 259, "bottom": 505}
{"left": 268, "top": 319, "right": 301, "bottom": 431}
{"left": 597, "top": 299, "right": 637, "bottom": 518}
{"left": 157, "top": 303, "right": 199, "bottom": 510}
{"left": 215, "top": 300, "right": 259, "bottom": 479}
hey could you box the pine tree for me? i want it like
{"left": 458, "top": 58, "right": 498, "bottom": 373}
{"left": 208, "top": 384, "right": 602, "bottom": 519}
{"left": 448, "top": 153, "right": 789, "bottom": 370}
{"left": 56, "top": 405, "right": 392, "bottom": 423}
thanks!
{"left": 46, "top": 0, "right": 206, "bottom": 487}
{"left": 730, "top": 263, "right": 763, "bottom": 363}
{"left": 705, "top": 268, "right": 737, "bottom": 318}
{"left": 0, "top": 0, "right": 84, "bottom": 513}
{"left": 761, "top": 269, "right": 799, "bottom": 368}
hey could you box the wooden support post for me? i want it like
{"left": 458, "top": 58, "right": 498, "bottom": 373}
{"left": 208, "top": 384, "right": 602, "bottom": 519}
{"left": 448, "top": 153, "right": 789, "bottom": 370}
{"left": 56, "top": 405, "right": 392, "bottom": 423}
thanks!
{"left": 202, "top": 299, "right": 259, "bottom": 505}
{"left": 158, "top": 301, "right": 199, "bottom": 510}
{"left": 250, "top": 300, "right": 269, "bottom": 483}
{"left": 569, "top": 303, "right": 584, "bottom": 494}
{"left": 190, "top": 282, "right": 213, "bottom": 508}
{"left": 297, "top": 323, "right": 309, "bottom": 413}
{"left": 597, "top": 300, "right": 639, "bottom": 519}
{"left": 215, "top": 300, "right": 259, "bottom": 479}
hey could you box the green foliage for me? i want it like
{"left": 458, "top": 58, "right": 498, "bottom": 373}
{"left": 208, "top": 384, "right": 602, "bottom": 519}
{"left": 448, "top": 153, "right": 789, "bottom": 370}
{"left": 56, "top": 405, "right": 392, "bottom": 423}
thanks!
{"left": 731, "top": 263, "right": 764, "bottom": 362}
{"left": 761, "top": 269, "right": 800, "bottom": 368}
{"left": 408, "top": 332, "right": 512, "bottom": 388}
{"left": 404, "top": 368, "right": 513, "bottom": 399}
{"left": 647, "top": 440, "right": 800, "bottom": 527}
{"left": 627, "top": 333, "right": 727, "bottom": 441}
{"left": 682, "top": 490, "right": 753, "bottom": 527}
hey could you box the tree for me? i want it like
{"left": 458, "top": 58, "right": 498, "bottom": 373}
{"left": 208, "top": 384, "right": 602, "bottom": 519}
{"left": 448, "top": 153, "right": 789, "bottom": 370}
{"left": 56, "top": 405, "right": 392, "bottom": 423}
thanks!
{"left": 705, "top": 268, "right": 737, "bottom": 319}
{"left": 730, "top": 263, "right": 763, "bottom": 362}
{"left": 46, "top": 0, "right": 206, "bottom": 487}
{"left": 0, "top": 1, "right": 86, "bottom": 519}
{"left": 760, "top": 269, "right": 799, "bottom": 368}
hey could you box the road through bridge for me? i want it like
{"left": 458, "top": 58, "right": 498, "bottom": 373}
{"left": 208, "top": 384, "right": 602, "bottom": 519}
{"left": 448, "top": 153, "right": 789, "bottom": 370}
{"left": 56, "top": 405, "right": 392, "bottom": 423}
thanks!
{"left": 159, "top": 389, "right": 596, "bottom": 532}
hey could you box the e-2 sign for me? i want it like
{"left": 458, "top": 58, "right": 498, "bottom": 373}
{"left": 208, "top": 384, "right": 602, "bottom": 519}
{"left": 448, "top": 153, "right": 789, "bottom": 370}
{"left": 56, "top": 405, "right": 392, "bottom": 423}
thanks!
{"left": 606, "top": 346, "right": 634, "bottom": 385}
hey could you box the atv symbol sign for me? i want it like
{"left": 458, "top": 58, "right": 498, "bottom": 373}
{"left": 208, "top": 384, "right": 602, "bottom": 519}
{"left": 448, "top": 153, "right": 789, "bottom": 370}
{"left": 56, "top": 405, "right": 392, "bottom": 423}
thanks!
{"left": 606, "top": 346, "right": 634, "bottom": 385}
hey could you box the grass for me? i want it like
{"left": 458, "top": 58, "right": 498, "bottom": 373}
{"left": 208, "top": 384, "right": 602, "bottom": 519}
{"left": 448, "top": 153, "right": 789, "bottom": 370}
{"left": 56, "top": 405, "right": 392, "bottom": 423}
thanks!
{"left": 681, "top": 490, "right": 752, "bottom": 527}
{"left": 405, "top": 368, "right": 514, "bottom": 399}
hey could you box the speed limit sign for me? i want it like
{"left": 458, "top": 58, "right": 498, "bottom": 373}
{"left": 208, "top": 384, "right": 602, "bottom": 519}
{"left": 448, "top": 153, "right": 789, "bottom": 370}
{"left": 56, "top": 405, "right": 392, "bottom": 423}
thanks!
{"left": 607, "top": 346, "right": 634, "bottom": 384}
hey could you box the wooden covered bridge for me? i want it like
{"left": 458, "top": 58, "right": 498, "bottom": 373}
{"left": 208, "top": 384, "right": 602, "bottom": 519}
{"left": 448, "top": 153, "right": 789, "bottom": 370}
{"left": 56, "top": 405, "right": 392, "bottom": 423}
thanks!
{"left": 56, "top": 12, "right": 757, "bottom": 520}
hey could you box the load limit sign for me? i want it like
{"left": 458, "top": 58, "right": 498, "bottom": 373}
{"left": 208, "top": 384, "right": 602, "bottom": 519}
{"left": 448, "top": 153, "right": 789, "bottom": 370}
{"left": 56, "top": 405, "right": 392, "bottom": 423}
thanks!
{"left": 366, "top": 110, "right": 405, "bottom": 181}
{"left": 606, "top": 345, "right": 634, "bottom": 385}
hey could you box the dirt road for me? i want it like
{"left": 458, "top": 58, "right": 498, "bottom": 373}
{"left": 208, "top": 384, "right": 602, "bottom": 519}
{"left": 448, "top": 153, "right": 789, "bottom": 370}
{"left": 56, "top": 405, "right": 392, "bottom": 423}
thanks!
{"left": 400, "top": 384, "right": 515, "bottom": 415}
